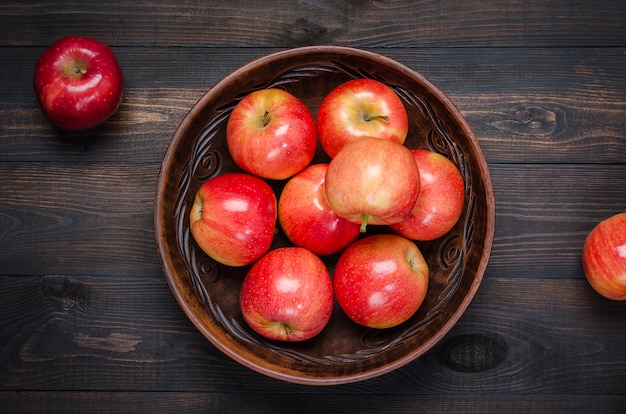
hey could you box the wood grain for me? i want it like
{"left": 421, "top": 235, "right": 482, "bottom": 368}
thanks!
{"left": 0, "top": 392, "right": 624, "bottom": 413}
{"left": 0, "top": 0, "right": 624, "bottom": 47}
{"left": 0, "top": 276, "right": 624, "bottom": 395}
{"left": 1, "top": 0, "right": 625, "bottom": 411}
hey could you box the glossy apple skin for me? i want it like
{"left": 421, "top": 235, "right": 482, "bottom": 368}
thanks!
{"left": 226, "top": 88, "right": 317, "bottom": 180}
{"left": 317, "top": 78, "right": 409, "bottom": 158}
{"left": 325, "top": 136, "right": 420, "bottom": 232}
{"left": 391, "top": 150, "right": 465, "bottom": 241}
{"left": 582, "top": 212, "right": 626, "bottom": 300}
{"left": 33, "top": 36, "right": 124, "bottom": 131}
{"left": 189, "top": 172, "right": 277, "bottom": 267}
{"left": 334, "top": 234, "right": 429, "bottom": 329}
{"left": 278, "top": 163, "right": 361, "bottom": 256}
{"left": 240, "top": 247, "right": 334, "bottom": 341}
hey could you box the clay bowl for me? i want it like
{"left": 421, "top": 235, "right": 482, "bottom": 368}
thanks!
{"left": 154, "top": 46, "right": 495, "bottom": 385}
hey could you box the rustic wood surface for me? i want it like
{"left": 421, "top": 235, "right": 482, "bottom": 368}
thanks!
{"left": 1, "top": 0, "right": 625, "bottom": 412}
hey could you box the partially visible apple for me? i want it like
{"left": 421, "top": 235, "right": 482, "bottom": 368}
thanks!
{"left": 391, "top": 150, "right": 465, "bottom": 241}
{"left": 582, "top": 212, "right": 626, "bottom": 301}
{"left": 226, "top": 88, "right": 317, "bottom": 180}
{"left": 278, "top": 163, "right": 361, "bottom": 256}
{"left": 316, "top": 78, "right": 408, "bottom": 158}
{"left": 334, "top": 234, "right": 429, "bottom": 329}
{"left": 240, "top": 247, "right": 334, "bottom": 341}
{"left": 33, "top": 36, "right": 124, "bottom": 131}
{"left": 189, "top": 172, "right": 277, "bottom": 267}
{"left": 325, "top": 136, "right": 420, "bottom": 232}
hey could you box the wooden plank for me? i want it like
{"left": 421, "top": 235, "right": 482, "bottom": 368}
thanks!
{"left": 488, "top": 164, "right": 626, "bottom": 279}
{"left": 4, "top": 46, "right": 626, "bottom": 92}
{"left": 2, "top": 47, "right": 624, "bottom": 164}
{"left": 1, "top": 1, "right": 623, "bottom": 411}
{"left": 1, "top": 163, "right": 624, "bottom": 278}
{"left": 0, "top": 163, "right": 163, "bottom": 277}
{"left": 0, "top": 392, "right": 624, "bottom": 413}
{"left": 0, "top": 276, "right": 624, "bottom": 394}
{"left": 0, "top": 0, "right": 624, "bottom": 47}
{"left": 0, "top": 87, "right": 197, "bottom": 165}
{"left": 4, "top": 86, "right": 626, "bottom": 165}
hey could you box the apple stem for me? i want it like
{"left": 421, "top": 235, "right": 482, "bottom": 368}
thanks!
{"left": 283, "top": 323, "right": 292, "bottom": 335}
{"left": 262, "top": 110, "right": 271, "bottom": 127}
{"left": 66, "top": 61, "right": 88, "bottom": 78}
{"left": 364, "top": 114, "right": 388, "bottom": 122}
{"left": 360, "top": 214, "right": 369, "bottom": 233}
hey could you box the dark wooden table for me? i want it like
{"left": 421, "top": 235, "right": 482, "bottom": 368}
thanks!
{"left": 1, "top": 1, "right": 625, "bottom": 412}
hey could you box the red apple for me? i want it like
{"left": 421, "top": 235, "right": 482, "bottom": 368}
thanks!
{"left": 278, "top": 163, "right": 361, "bottom": 256}
{"left": 226, "top": 88, "right": 317, "bottom": 180}
{"left": 189, "top": 172, "right": 277, "bottom": 267}
{"left": 334, "top": 234, "right": 429, "bottom": 329}
{"left": 316, "top": 78, "right": 408, "bottom": 158}
{"left": 390, "top": 150, "right": 465, "bottom": 241}
{"left": 240, "top": 247, "right": 334, "bottom": 341}
{"left": 325, "top": 136, "right": 420, "bottom": 232}
{"left": 33, "top": 36, "right": 124, "bottom": 131}
{"left": 582, "top": 212, "right": 626, "bottom": 301}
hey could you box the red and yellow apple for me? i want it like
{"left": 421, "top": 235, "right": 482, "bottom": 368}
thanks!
{"left": 391, "top": 150, "right": 465, "bottom": 241}
{"left": 316, "top": 78, "right": 408, "bottom": 158}
{"left": 240, "top": 247, "right": 334, "bottom": 341}
{"left": 324, "top": 136, "right": 420, "bottom": 232}
{"left": 582, "top": 212, "right": 626, "bottom": 301}
{"left": 278, "top": 163, "right": 361, "bottom": 256}
{"left": 226, "top": 88, "right": 317, "bottom": 180}
{"left": 333, "top": 234, "right": 429, "bottom": 329}
{"left": 189, "top": 172, "right": 277, "bottom": 267}
{"left": 33, "top": 36, "right": 124, "bottom": 131}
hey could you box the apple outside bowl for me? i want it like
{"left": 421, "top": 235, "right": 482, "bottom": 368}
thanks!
{"left": 154, "top": 46, "right": 495, "bottom": 385}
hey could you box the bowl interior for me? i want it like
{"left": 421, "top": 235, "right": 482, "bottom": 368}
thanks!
{"left": 154, "top": 46, "right": 495, "bottom": 385}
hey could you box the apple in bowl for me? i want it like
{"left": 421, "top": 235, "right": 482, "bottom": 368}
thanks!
{"left": 391, "top": 149, "right": 465, "bottom": 241}
{"left": 226, "top": 88, "right": 317, "bottom": 180}
{"left": 189, "top": 172, "right": 277, "bottom": 267}
{"left": 278, "top": 163, "right": 361, "bottom": 256}
{"left": 240, "top": 247, "right": 334, "bottom": 341}
{"left": 317, "top": 78, "right": 409, "bottom": 158}
{"left": 325, "top": 136, "right": 420, "bottom": 233}
{"left": 334, "top": 234, "right": 429, "bottom": 329}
